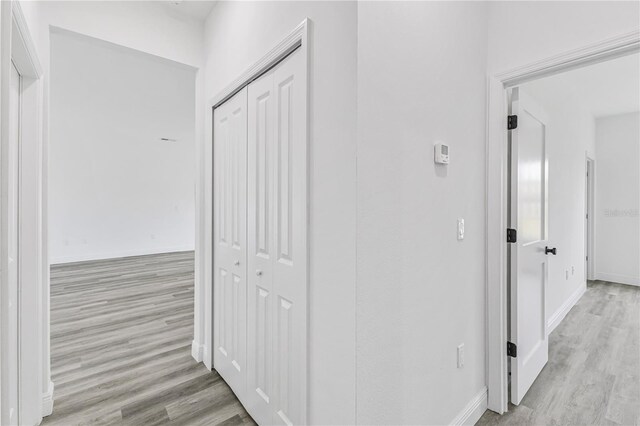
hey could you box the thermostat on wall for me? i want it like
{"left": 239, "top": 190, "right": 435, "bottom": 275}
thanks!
{"left": 434, "top": 143, "right": 449, "bottom": 164}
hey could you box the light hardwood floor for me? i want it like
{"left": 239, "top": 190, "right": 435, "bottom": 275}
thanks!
{"left": 42, "top": 251, "right": 254, "bottom": 426}
{"left": 477, "top": 280, "right": 640, "bottom": 426}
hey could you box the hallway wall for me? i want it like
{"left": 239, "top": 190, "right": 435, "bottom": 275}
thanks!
{"left": 595, "top": 112, "right": 640, "bottom": 286}
{"left": 356, "top": 2, "right": 489, "bottom": 424}
{"left": 49, "top": 30, "right": 196, "bottom": 263}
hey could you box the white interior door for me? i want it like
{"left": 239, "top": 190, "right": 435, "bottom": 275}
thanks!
{"left": 213, "top": 87, "right": 248, "bottom": 398}
{"left": 1, "top": 61, "right": 21, "bottom": 426}
{"left": 509, "top": 87, "right": 552, "bottom": 405}
{"left": 247, "top": 48, "right": 307, "bottom": 426}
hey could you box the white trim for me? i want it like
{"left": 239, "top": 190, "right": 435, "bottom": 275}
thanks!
{"left": 9, "top": 1, "right": 42, "bottom": 78}
{"left": 450, "top": 387, "right": 488, "bottom": 426}
{"left": 486, "top": 28, "right": 640, "bottom": 414}
{"left": 208, "top": 19, "right": 308, "bottom": 108}
{"left": 50, "top": 246, "right": 195, "bottom": 265}
{"left": 547, "top": 282, "right": 586, "bottom": 335}
{"left": 42, "top": 380, "right": 54, "bottom": 417}
{"left": 496, "top": 29, "right": 640, "bottom": 88}
{"left": 1, "top": 1, "right": 45, "bottom": 424}
{"left": 595, "top": 273, "right": 640, "bottom": 287}
{"left": 191, "top": 339, "right": 204, "bottom": 362}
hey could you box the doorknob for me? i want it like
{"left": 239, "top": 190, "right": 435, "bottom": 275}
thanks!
{"left": 545, "top": 246, "right": 557, "bottom": 255}
{"left": 234, "top": 260, "right": 240, "bottom": 266}
{"left": 256, "top": 270, "right": 262, "bottom": 276}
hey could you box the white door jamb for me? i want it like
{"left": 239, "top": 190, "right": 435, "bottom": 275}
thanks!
{"left": 1, "top": 0, "right": 46, "bottom": 423}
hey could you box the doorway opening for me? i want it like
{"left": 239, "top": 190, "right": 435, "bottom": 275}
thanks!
{"left": 585, "top": 156, "right": 595, "bottom": 282}
{"left": 40, "top": 28, "right": 248, "bottom": 424}
{"left": 485, "top": 40, "right": 640, "bottom": 423}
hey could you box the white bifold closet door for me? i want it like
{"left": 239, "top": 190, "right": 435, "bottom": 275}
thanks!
{"left": 213, "top": 87, "right": 249, "bottom": 397}
{"left": 213, "top": 48, "right": 307, "bottom": 426}
{"left": 246, "top": 48, "right": 307, "bottom": 426}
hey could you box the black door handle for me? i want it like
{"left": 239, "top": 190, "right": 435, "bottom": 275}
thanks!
{"left": 545, "top": 246, "right": 557, "bottom": 255}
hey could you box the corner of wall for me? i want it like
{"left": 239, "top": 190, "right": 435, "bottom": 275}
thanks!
{"left": 42, "top": 380, "right": 54, "bottom": 417}
{"left": 191, "top": 339, "right": 204, "bottom": 363}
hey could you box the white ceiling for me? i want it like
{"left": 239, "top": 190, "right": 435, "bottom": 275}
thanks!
{"left": 522, "top": 52, "right": 640, "bottom": 118}
{"left": 159, "top": 1, "right": 217, "bottom": 22}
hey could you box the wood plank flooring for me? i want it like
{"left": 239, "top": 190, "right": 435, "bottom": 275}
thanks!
{"left": 477, "top": 280, "right": 640, "bottom": 426}
{"left": 42, "top": 251, "right": 254, "bottom": 426}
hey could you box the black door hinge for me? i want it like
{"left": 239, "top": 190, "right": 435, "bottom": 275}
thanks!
{"left": 507, "top": 228, "right": 517, "bottom": 243}
{"left": 508, "top": 115, "right": 518, "bottom": 130}
{"left": 507, "top": 341, "right": 517, "bottom": 358}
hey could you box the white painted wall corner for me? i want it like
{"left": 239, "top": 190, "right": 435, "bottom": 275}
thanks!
{"left": 191, "top": 339, "right": 204, "bottom": 363}
{"left": 547, "top": 281, "right": 587, "bottom": 335}
{"left": 42, "top": 380, "right": 54, "bottom": 417}
{"left": 450, "top": 387, "right": 488, "bottom": 426}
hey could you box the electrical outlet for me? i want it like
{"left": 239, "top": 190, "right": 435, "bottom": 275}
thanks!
{"left": 571, "top": 266, "right": 575, "bottom": 275}
{"left": 457, "top": 344, "right": 465, "bottom": 368}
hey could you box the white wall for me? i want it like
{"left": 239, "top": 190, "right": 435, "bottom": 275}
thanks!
{"left": 356, "top": 2, "right": 488, "bottom": 424}
{"left": 203, "top": 2, "right": 357, "bottom": 424}
{"left": 49, "top": 30, "right": 196, "bottom": 263}
{"left": 595, "top": 112, "right": 640, "bottom": 286}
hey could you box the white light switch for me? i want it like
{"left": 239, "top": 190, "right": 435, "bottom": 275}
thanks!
{"left": 457, "top": 344, "right": 465, "bottom": 368}
{"left": 457, "top": 218, "right": 465, "bottom": 240}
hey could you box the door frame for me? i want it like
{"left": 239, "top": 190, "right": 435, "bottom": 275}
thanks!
{"left": 1, "top": 0, "right": 45, "bottom": 423}
{"left": 485, "top": 28, "right": 640, "bottom": 414}
{"left": 585, "top": 156, "right": 595, "bottom": 281}
{"left": 203, "top": 17, "right": 311, "bottom": 422}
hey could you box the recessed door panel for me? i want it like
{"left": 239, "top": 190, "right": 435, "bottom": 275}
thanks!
{"left": 247, "top": 68, "right": 276, "bottom": 424}
{"left": 271, "top": 50, "right": 307, "bottom": 426}
{"left": 213, "top": 87, "right": 248, "bottom": 399}
{"left": 509, "top": 87, "right": 550, "bottom": 405}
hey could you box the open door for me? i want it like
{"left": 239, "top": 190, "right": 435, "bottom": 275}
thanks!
{"left": 508, "top": 87, "right": 554, "bottom": 405}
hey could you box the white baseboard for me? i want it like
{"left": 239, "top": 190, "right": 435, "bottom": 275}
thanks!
{"left": 191, "top": 339, "right": 204, "bottom": 363}
{"left": 51, "top": 246, "right": 195, "bottom": 265}
{"left": 42, "top": 380, "right": 54, "bottom": 417}
{"left": 450, "top": 387, "right": 488, "bottom": 426}
{"left": 595, "top": 272, "right": 640, "bottom": 287}
{"left": 547, "top": 282, "right": 586, "bottom": 334}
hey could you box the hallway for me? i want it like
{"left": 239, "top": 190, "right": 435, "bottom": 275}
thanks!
{"left": 477, "top": 281, "right": 640, "bottom": 425}
{"left": 42, "top": 252, "right": 252, "bottom": 425}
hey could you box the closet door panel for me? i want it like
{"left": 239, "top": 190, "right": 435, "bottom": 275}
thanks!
{"left": 213, "top": 87, "right": 248, "bottom": 399}
{"left": 247, "top": 70, "right": 276, "bottom": 425}
{"left": 272, "top": 48, "right": 307, "bottom": 426}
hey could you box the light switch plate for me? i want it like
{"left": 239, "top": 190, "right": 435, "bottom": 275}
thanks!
{"left": 457, "top": 344, "right": 465, "bottom": 368}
